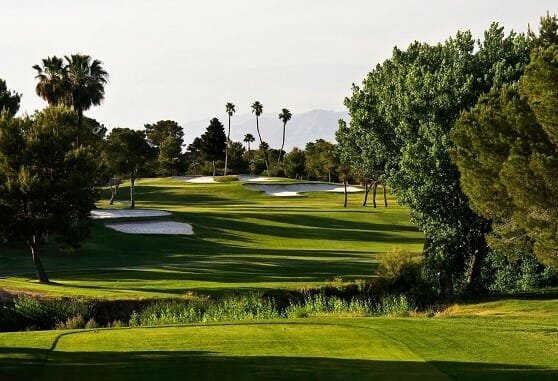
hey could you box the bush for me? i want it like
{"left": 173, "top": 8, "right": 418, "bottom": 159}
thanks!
{"left": 375, "top": 294, "right": 415, "bottom": 317}
{"left": 213, "top": 175, "right": 239, "bottom": 183}
{"left": 13, "top": 295, "right": 92, "bottom": 330}
{"left": 129, "top": 293, "right": 279, "bottom": 327}
{"left": 372, "top": 247, "right": 435, "bottom": 306}
{"left": 483, "top": 251, "right": 557, "bottom": 293}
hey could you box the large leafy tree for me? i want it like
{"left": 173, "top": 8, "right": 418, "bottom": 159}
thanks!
{"left": 224, "top": 102, "right": 235, "bottom": 175}
{"left": 104, "top": 128, "right": 154, "bottom": 208}
{"left": 277, "top": 108, "right": 292, "bottom": 166}
{"left": 200, "top": 117, "right": 227, "bottom": 176}
{"left": 0, "top": 79, "right": 21, "bottom": 117}
{"left": 251, "top": 101, "right": 269, "bottom": 174}
{"left": 452, "top": 38, "right": 558, "bottom": 267}
{"left": 33, "top": 54, "right": 108, "bottom": 145}
{"left": 0, "top": 106, "right": 97, "bottom": 283}
{"left": 283, "top": 147, "right": 305, "bottom": 179}
{"left": 305, "top": 139, "right": 339, "bottom": 182}
{"left": 342, "top": 23, "right": 530, "bottom": 294}
{"left": 144, "top": 120, "right": 185, "bottom": 176}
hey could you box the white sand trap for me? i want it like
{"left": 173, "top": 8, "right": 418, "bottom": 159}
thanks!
{"left": 106, "top": 220, "right": 193, "bottom": 235}
{"left": 244, "top": 183, "right": 363, "bottom": 196}
{"left": 90, "top": 209, "right": 171, "bottom": 219}
{"left": 174, "top": 175, "right": 280, "bottom": 183}
{"left": 173, "top": 176, "right": 216, "bottom": 183}
{"left": 237, "top": 175, "right": 278, "bottom": 182}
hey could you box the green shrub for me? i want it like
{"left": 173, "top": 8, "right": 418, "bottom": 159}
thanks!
{"left": 129, "top": 293, "right": 279, "bottom": 327}
{"left": 373, "top": 247, "right": 435, "bottom": 306}
{"left": 483, "top": 251, "right": 556, "bottom": 293}
{"left": 56, "top": 314, "right": 85, "bottom": 330}
{"left": 13, "top": 295, "right": 92, "bottom": 330}
{"left": 376, "top": 294, "right": 415, "bottom": 317}
{"left": 213, "top": 175, "right": 239, "bottom": 183}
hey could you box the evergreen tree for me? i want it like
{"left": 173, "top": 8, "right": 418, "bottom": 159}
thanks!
{"left": 200, "top": 118, "right": 226, "bottom": 176}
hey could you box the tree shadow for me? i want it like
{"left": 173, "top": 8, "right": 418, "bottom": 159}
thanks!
{"left": 0, "top": 347, "right": 556, "bottom": 381}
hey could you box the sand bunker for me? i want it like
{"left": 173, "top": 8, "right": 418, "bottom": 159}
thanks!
{"left": 174, "top": 175, "right": 279, "bottom": 183}
{"left": 105, "top": 221, "right": 193, "bottom": 235}
{"left": 173, "top": 176, "right": 216, "bottom": 183}
{"left": 90, "top": 209, "right": 171, "bottom": 219}
{"left": 244, "top": 183, "right": 362, "bottom": 196}
{"left": 236, "top": 175, "right": 277, "bottom": 182}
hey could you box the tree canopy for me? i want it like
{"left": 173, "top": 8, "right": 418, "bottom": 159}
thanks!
{"left": 200, "top": 117, "right": 226, "bottom": 176}
{"left": 0, "top": 79, "right": 21, "bottom": 117}
{"left": 340, "top": 22, "right": 531, "bottom": 293}
{"left": 0, "top": 106, "right": 97, "bottom": 282}
{"left": 452, "top": 35, "right": 558, "bottom": 267}
{"left": 104, "top": 128, "right": 154, "bottom": 208}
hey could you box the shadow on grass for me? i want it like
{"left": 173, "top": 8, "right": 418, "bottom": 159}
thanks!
{"left": 0, "top": 347, "right": 556, "bottom": 381}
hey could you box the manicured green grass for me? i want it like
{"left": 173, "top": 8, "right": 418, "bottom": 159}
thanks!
{"left": 1, "top": 311, "right": 557, "bottom": 381}
{"left": 0, "top": 177, "right": 423, "bottom": 297}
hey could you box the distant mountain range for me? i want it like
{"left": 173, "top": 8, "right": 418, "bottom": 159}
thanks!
{"left": 183, "top": 109, "right": 350, "bottom": 151}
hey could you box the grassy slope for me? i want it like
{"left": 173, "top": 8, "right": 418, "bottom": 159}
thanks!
{"left": 1, "top": 307, "right": 557, "bottom": 381}
{"left": 0, "top": 178, "right": 423, "bottom": 297}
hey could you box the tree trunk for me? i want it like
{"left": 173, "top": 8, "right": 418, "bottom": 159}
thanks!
{"left": 278, "top": 122, "right": 286, "bottom": 167}
{"left": 212, "top": 160, "right": 216, "bottom": 176}
{"left": 256, "top": 117, "right": 269, "bottom": 174}
{"left": 224, "top": 115, "right": 230, "bottom": 176}
{"left": 466, "top": 226, "right": 490, "bottom": 295}
{"left": 29, "top": 234, "right": 49, "bottom": 283}
{"left": 372, "top": 181, "right": 378, "bottom": 208}
{"left": 76, "top": 108, "right": 83, "bottom": 147}
{"left": 130, "top": 175, "right": 136, "bottom": 209}
{"left": 343, "top": 178, "right": 348, "bottom": 208}
{"left": 382, "top": 184, "right": 388, "bottom": 207}
{"left": 109, "top": 183, "right": 119, "bottom": 205}
{"left": 362, "top": 180, "right": 371, "bottom": 206}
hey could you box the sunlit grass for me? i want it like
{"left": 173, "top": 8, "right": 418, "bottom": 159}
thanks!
{"left": 0, "top": 177, "right": 423, "bottom": 297}
{"left": 1, "top": 315, "right": 557, "bottom": 380}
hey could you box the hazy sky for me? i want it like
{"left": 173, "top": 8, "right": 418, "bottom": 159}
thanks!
{"left": 1, "top": 1, "right": 556, "bottom": 129}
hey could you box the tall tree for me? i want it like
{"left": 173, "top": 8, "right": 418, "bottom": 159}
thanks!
{"left": 224, "top": 102, "right": 236, "bottom": 175}
{"left": 32, "top": 56, "right": 68, "bottom": 106}
{"left": 283, "top": 147, "right": 305, "bottom": 179}
{"left": 0, "top": 106, "right": 97, "bottom": 283}
{"left": 243, "top": 133, "right": 255, "bottom": 158}
{"left": 342, "top": 23, "right": 530, "bottom": 294}
{"left": 104, "top": 128, "right": 153, "bottom": 208}
{"left": 64, "top": 54, "right": 109, "bottom": 143}
{"left": 33, "top": 54, "right": 108, "bottom": 146}
{"left": 277, "top": 108, "right": 292, "bottom": 166}
{"left": 251, "top": 101, "right": 269, "bottom": 174}
{"left": 144, "top": 120, "right": 184, "bottom": 175}
{"left": 0, "top": 79, "right": 21, "bottom": 117}
{"left": 452, "top": 42, "right": 558, "bottom": 268}
{"left": 200, "top": 118, "right": 227, "bottom": 176}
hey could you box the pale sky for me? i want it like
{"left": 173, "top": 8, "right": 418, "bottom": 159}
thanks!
{"left": 1, "top": 1, "right": 556, "bottom": 130}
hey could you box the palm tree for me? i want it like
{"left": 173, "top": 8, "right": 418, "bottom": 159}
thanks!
{"left": 224, "top": 102, "right": 236, "bottom": 175}
{"left": 33, "top": 56, "right": 68, "bottom": 106}
{"left": 34, "top": 54, "right": 108, "bottom": 146}
{"left": 251, "top": 101, "right": 269, "bottom": 173}
{"left": 277, "top": 108, "right": 292, "bottom": 166}
{"left": 65, "top": 54, "right": 109, "bottom": 144}
{"left": 243, "top": 133, "right": 255, "bottom": 157}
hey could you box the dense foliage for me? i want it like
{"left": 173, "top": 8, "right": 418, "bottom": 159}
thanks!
{"left": 452, "top": 16, "right": 558, "bottom": 268}
{"left": 0, "top": 106, "right": 98, "bottom": 282}
{"left": 340, "top": 23, "right": 532, "bottom": 294}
